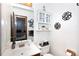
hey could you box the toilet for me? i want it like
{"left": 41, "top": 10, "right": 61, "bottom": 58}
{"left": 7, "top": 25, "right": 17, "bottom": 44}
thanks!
{"left": 38, "top": 41, "right": 53, "bottom": 56}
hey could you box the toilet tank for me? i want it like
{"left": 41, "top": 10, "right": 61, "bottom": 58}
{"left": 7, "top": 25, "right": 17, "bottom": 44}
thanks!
{"left": 40, "top": 45, "right": 50, "bottom": 55}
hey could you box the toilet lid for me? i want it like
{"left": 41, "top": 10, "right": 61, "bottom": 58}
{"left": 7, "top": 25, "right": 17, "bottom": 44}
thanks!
{"left": 44, "top": 54, "right": 53, "bottom": 56}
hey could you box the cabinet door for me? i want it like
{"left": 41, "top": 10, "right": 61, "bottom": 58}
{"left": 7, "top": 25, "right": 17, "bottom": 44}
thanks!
{"left": 46, "top": 13, "right": 50, "bottom": 23}
{"left": 39, "top": 12, "right": 50, "bottom": 24}
{"left": 39, "top": 12, "right": 45, "bottom": 23}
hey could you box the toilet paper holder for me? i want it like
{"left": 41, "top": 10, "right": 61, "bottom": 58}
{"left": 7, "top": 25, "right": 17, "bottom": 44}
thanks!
{"left": 65, "top": 49, "right": 76, "bottom": 56}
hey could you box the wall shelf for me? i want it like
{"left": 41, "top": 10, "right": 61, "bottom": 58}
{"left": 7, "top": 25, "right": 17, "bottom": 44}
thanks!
{"left": 36, "top": 30, "right": 51, "bottom": 32}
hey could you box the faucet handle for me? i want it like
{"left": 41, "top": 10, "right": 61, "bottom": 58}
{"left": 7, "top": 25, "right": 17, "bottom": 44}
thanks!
{"left": 11, "top": 43, "right": 15, "bottom": 49}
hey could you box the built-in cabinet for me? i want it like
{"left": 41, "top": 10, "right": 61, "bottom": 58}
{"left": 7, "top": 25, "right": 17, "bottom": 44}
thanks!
{"left": 38, "top": 11, "right": 50, "bottom": 24}
{"left": 37, "top": 10, "right": 51, "bottom": 32}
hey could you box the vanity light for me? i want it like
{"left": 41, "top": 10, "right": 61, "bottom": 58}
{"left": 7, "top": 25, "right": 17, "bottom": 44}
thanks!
{"left": 10, "top": 3, "right": 33, "bottom": 11}
{"left": 1, "top": 20, "right": 4, "bottom": 26}
{"left": 21, "top": 3, "right": 32, "bottom": 7}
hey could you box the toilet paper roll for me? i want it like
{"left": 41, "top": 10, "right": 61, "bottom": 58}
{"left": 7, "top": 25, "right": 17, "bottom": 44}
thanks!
{"left": 66, "top": 52, "right": 72, "bottom": 56}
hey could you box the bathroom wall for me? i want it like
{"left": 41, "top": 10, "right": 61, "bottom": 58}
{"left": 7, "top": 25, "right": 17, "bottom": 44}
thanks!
{"left": 48, "top": 3, "right": 79, "bottom": 56}
{"left": 1, "top": 4, "right": 34, "bottom": 55}
{"left": 1, "top": 4, "right": 11, "bottom": 54}
{"left": 33, "top": 3, "right": 51, "bottom": 45}
{"left": 33, "top": 3, "right": 79, "bottom": 56}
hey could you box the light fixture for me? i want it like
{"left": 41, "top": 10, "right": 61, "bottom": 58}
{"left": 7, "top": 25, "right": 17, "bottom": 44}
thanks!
{"left": 21, "top": 3, "right": 32, "bottom": 7}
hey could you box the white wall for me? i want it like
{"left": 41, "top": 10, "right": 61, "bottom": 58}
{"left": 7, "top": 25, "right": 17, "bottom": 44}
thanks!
{"left": 33, "top": 3, "right": 79, "bottom": 56}
{"left": 49, "top": 3, "right": 79, "bottom": 56}
{"left": 1, "top": 4, "right": 11, "bottom": 54}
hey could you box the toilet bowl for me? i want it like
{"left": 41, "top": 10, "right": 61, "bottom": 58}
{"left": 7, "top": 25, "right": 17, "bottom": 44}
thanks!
{"left": 38, "top": 41, "right": 53, "bottom": 56}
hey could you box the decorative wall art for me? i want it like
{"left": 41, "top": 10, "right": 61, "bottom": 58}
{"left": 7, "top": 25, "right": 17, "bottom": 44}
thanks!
{"left": 28, "top": 19, "right": 34, "bottom": 28}
{"left": 54, "top": 22, "right": 61, "bottom": 30}
{"left": 76, "top": 3, "right": 79, "bottom": 6}
{"left": 62, "top": 11, "right": 72, "bottom": 21}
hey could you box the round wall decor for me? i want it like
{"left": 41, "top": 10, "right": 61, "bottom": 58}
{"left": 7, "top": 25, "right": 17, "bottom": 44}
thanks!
{"left": 76, "top": 3, "right": 79, "bottom": 6}
{"left": 62, "top": 11, "right": 72, "bottom": 21}
{"left": 54, "top": 22, "right": 61, "bottom": 30}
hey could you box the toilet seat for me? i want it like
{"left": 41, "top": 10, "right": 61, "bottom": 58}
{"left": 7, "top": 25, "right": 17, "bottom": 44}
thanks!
{"left": 44, "top": 54, "right": 53, "bottom": 56}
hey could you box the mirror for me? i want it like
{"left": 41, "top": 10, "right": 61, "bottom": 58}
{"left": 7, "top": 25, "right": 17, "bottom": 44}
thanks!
{"left": 11, "top": 14, "right": 27, "bottom": 42}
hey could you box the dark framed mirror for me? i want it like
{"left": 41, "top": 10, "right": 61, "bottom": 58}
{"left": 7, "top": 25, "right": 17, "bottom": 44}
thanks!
{"left": 11, "top": 13, "right": 27, "bottom": 42}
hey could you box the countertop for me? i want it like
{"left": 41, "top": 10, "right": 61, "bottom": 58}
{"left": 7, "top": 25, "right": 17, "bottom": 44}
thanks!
{"left": 2, "top": 40, "right": 41, "bottom": 56}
